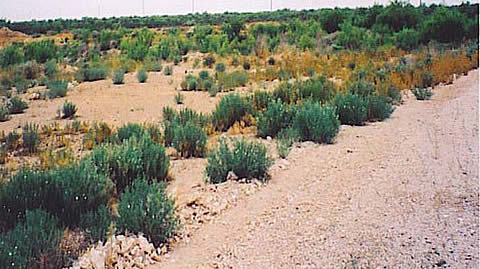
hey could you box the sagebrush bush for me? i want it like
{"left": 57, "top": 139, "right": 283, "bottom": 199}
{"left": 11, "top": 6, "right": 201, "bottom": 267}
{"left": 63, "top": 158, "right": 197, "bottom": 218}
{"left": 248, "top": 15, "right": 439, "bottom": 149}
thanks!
{"left": 117, "top": 179, "right": 178, "bottom": 246}
{"left": 252, "top": 90, "right": 272, "bottom": 111}
{"left": 87, "top": 135, "right": 169, "bottom": 194}
{"left": 174, "top": 92, "right": 185, "bottom": 104}
{"left": 217, "top": 71, "right": 249, "bottom": 89}
{"left": 206, "top": 138, "right": 273, "bottom": 184}
{"left": 61, "top": 101, "right": 77, "bottom": 119}
{"left": 47, "top": 80, "right": 68, "bottom": 99}
{"left": 417, "top": 70, "right": 434, "bottom": 88}
{"left": 199, "top": 70, "right": 210, "bottom": 80}
{"left": 276, "top": 127, "right": 300, "bottom": 159}
{"left": 163, "top": 107, "right": 208, "bottom": 146}
{"left": 411, "top": 88, "right": 433, "bottom": 100}
{"left": 116, "top": 123, "right": 145, "bottom": 142}
{"left": 136, "top": 69, "right": 148, "bottom": 83}
{"left": 172, "top": 121, "right": 207, "bottom": 158}
{"left": 163, "top": 65, "right": 173, "bottom": 76}
{"left": 203, "top": 55, "right": 215, "bottom": 68}
{"left": 347, "top": 79, "right": 375, "bottom": 96}
{"left": 293, "top": 102, "right": 340, "bottom": 144}
{"left": 211, "top": 94, "right": 251, "bottom": 132}
{"left": 334, "top": 93, "right": 367, "bottom": 126}
{"left": 257, "top": 100, "right": 294, "bottom": 138}
{"left": 215, "top": 62, "right": 226, "bottom": 72}
{"left": 7, "top": 96, "right": 28, "bottom": 114}
{"left": 44, "top": 59, "right": 58, "bottom": 78}
{"left": 272, "top": 83, "right": 295, "bottom": 104}
{"left": 113, "top": 69, "right": 125, "bottom": 84}
{"left": 0, "top": 209, "right": 63, "bottom": 269}
{"left": 296, "top": 76, "right": 335, "bottom": 103}
{"left": 79, "top": 205, "right": 112, "bottom": 243}
{"left": 22, "top": 123, "right": 40, "bottom": 154}
{"left": 82, "top": 66, "right": 108, "bottom": 82}
{"left": 0, "top": 106, "right": 9, "bottom": 122}
{"left": 365, "top": 95, "right": 394, "bottom": 121}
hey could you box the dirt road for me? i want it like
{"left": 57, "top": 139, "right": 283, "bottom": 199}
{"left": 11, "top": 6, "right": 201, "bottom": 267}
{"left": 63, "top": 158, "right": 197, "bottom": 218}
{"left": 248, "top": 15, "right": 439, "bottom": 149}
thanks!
{"left": 154, "top": 69, "right": 479, "bottom": 269}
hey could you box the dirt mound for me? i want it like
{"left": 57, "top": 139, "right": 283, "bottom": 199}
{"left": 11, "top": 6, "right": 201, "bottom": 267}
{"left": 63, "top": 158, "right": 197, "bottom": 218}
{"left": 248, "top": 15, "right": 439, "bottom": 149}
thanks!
{"left": 0, "top": 27, "right": 29, "bottom": 47}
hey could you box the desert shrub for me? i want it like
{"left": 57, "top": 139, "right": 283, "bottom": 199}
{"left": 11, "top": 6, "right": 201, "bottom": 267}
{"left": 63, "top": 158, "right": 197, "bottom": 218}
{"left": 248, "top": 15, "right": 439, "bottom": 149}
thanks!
{"left": 136, "top": 69, "right": 148, "bottom": 83}
{"left": 87, "top": 135, "right": 169, "bottom": 194}
{"left": 199, "top": 70, "right": 210, "bottom": 80}
{"left": 252, "top": 90, "right": 272, "bottom": 111}
{"left": 257, "top": 100, "right": 294, "bottom": 138}
{"left": 4, "top": 131, "right": 21, "bottom": 151}
{"left": 145, "top": 61, "right": 163, "bottom": 72}
{"left": 208, "top": 84, "right": 218, "bottom": 97}
{"left": 347, "top": 79, "right": 375, "bottom": 97}
{"left": 217, "top": 71, "right": 249, "bottom": 89}
{"left": 82, "top": 122, "right": 114, "bottom": 149}
{"left": 24, "top": 40, "right": 56, "bottom": 63}
{"left": 421, "top": 7, "right": 467, "bottom": 43}
{"left": 296, "top": 76, "right": 335, "bottom": 103}
{"left": 14, "top": 79, "right": 30, "bottom": 94}
{"left": 61, "top": 101, "right": 77, "bottom": 119}
{"left": 172, "top": 121, "right": 207, "bottom": 158}
{"left": 7, "top": 96, "right": 28, "bottom": 114}
{"left": 79, "top": 205, "right": 112, "bottom": 243}
{"left": 206, "top": 138, "right": 273, "bottom": 184}
{"left": 293, "top": 103, "right": 340, "bottom": 144}
{"left": 117, "top": 179, "right": 178, "bottom": 246}
{"left": 0, "top": 76, "right": 12, "bottom": 91}
{"left": 174, "top": 92, "right": 185, "bottom": 104}
{"left": 411, "top": 88, "right": 433, "bottom": 100}
{"left": 243, "top": 61, "right": 251, "bottom": 70}
{"left": 82, "top": 66, "right": 109, "bottom": 82}
{"left": 203, "top": 55, "right": 216, "bottom": 68}
{"left": 211, "top": 94, "right": 251, "bottom": 132}
{"left": 47, "top": 80, "right": 68, "bottom": 99}
{"left": 113, "top": 69, "right": 125, "bottom": 84}
{"left": 365, "top": 95, "right": 394, "bottom": 121}
{"left": 0, "top": 44, "right": 24, "bottom": 68}
{"left": 417, "top": 71, "right": 434, "bottom": 89}
{"left": 215, "top": 63, "right": 226, "bottom": 73}
{"left": 272, "top": 83, "right": 295, "bottom": 104}
{"left": 276, "top": 127, "right": 300, "bottom": 159}
{"left": 0, "top": 210, "right": 63, "bottom": 269}
{"left": 44, "top": 59, "right": 58, "bottom": 78}
{"left": 394, "top": 28, "right": 420, "bottom": 51}
{"left": 0, "top": 106, "right": 9, "bottom": 122}
{"left": 116, "top": 123, "right": 144, "bottom": 142}
{"left": 163, "top": 65, "right": 173, "bottom": 75}
{"left": 333, "top": 93, "right": 368, "bottom": 126}
{"left": 22, "top": 123, "right": 40, "bottom": 154}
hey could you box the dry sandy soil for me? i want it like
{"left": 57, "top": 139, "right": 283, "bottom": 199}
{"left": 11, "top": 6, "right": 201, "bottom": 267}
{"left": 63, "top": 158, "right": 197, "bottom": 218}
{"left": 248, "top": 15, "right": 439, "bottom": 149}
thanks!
{"left": 150, "top": 69, "right": 479, "bottom": 269}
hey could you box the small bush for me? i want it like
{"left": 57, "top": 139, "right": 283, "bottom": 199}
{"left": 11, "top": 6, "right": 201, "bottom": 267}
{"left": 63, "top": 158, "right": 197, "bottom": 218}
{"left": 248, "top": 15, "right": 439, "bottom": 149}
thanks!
{"left": 47, "top": 80, "right": 68, "bottom": 99}
{"left": 174, "top": 92, "right": 185, "bottom": 104}
{"left": 145, "top": 61, "right": 163, "bottom": 72}
{"left": 44, "top": 59, "right": 58, "bottom": 78}
{"left": 172, "top": 121, "right": 207, "bottom": 158}
{"left": 208, "top": 84, "right": 218, "bottom": 97}
{"left": 211, "top": 94, "right": 251, "bottom": 132}
{"left": 83, "top": 66, "right": 108, "bottom": 82}
{"left": 365, "top": 95, "right": 394, "bottom": 121}
{"left": 217, "top": 71, "right": 249, "bottom": 89}
{"left": 136, "top": 69, "right": 148, "bottom": 83}
{"left": 206, "top": 138, "right": 273, "bottom": 184}
{"left": 0, "top": 106, "right": 9, "bottom": 122}
{"left": 7, "top": 96, "right": 28, "bottom": 114}
{"left": 61, "top": 101, "right": 77, "bottom": 119}
{"left": 199, "top": 70, "right": 210, "bottom": 80}
{"left": 117, "top": 179, "right": 178, "bottom": 246}
{"left": 215, "top": 63, "right": 226, "bottom": 72}
{"left": 243, "top": 61, "right": 251, "bottom": 70}
{"left": 293, "top": 103, "right": 340, "bottom": 144}
{"left": 22, "top": 123, "right": 40, "bottom": 154}
{"left": 163, "top": 65, "right": 173, "bottom": 76}
{"left": 333, "top": 93, "right": 367, "bottom": 126}
{"left": 252, "top": 90, "right": 272, "bottom": 111}
{"left": 296, "top": 76, "right": 335, "bottom": 103}
{"left": 256, "top": 100, "right": 294, "bottom": 138}
{"left": 347, "top": 80, "right": 375, "bottom": 97}
{"left": 272, "top": 83, "right": 295, "bottom": 104}
{"left": 411, "top": 88, "right": 433, "bottom": 100}
{"left": 0, "top": 210, "right": 63, "bottom": 269}
{"left": 203, "top": 55, "right": 216, "bottom": 68}
{"left": 79, "top": 205, "right": 112, "bottom": 244}
{"left": 113, "top": 69, "right": 125, "bottom": 85}
{"left": 417, "top": 71, "right": 434, "bottom": 89}
{"left": 116, "top": 123, "right": 145, "bottom": 142}
{"left": 276, "top": 127, "right": 300, "bottom": 159}
{"left": 4, "top": 131, "right": 21, "bottom": 151}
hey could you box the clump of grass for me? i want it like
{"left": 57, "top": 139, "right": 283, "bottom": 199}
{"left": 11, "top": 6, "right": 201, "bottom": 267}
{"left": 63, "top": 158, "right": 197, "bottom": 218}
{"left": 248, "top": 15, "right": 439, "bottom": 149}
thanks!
{"left": 276, "top": 127, "right": 299, "bottom": 159}
{"left": 47, "top": 80, "right": 68, "bottom": 99}
{"left": 411, "top": 88, "right": 433, "bottom": 100}
{"left": 211, "top": 94, "right": 252, "bottom": 132}
{"left": 0, "top": 106, "right": 9, "bottom": 122}
{"left": 22, "top": 123, "right": 40, "bottom": 154}
{"left": 174, "top": 92, "right": 185, "bottom": 104}
{"left": 172, "top": 121, "right": 207, "bottom": 158}
{"left": 215, "top": 62, "right": 226, "bottom": 72}
{"left": 206, "top": 138, "right": 273, "bottom": 184}
{"left": 163, "top": 65, "right": 173, "bottom": 76}
{"left": 333, "top": 93, "right": 367, "bottom": 126}
{"left": 7, "top": 96, "right": 28, "bottom": 114}
{"left": 61, "top": 101, "right": 77, "bottom": 119}
{"left": 293, "top": 102, "right": 340, "bottom": 144}
{"left": 113, "top": 69, "right": 125, "bottom": 85}
{"left": 136, "top": 69, "right": 148, "bottom": 83}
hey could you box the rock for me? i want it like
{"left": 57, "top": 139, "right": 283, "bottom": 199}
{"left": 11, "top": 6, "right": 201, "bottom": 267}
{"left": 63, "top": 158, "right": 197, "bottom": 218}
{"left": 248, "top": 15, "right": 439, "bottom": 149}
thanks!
{"left": 266, "top": 136, "right": 272, "bottom": 141}
{"left": 89, "top": 248, "right": 105, "bottom": 269}
{"left": 68, "top": 82, "right": 75, "bottom": 90}
{"left": 226, "top": 171, "right": 238, "bottom": 181}
{"left": 27, "top": 92, "right": 40, "bottom": 100}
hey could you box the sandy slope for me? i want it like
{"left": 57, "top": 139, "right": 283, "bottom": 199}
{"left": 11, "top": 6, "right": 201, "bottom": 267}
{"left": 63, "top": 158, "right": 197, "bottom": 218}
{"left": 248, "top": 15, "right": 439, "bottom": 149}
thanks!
{"left": 152, "top": 69, "right": 479, "bottom": 268}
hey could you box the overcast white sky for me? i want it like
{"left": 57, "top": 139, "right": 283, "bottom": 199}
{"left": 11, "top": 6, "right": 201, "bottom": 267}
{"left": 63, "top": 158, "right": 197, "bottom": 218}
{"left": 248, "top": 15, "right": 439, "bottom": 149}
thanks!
{"left": 1, "top": 0, "right": 477, "bottom": 22}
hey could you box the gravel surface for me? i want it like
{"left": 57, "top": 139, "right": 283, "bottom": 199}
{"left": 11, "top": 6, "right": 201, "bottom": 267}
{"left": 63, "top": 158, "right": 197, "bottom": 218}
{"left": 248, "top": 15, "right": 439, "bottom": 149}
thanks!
{"left": 151, "top": 69, "right": 479, "bottom": 269}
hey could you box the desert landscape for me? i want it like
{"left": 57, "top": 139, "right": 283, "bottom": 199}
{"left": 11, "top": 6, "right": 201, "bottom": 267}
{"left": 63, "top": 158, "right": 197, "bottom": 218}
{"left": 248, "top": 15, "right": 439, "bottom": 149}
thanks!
{"left": 0, "top": 1, "right": 478, "bottom": 268}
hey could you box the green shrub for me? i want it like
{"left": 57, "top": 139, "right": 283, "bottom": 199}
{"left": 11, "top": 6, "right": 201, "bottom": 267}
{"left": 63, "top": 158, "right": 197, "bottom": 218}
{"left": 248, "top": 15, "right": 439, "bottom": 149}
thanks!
{"left": 333, "top": 93, "right": 367, "bottom": 126}
{"left": 145, "top": 61, "right": 163, "bottom": 72}
{"left": 365, "top": 95, "right": 394, "bottom": 121}
{"left": 257, "top": 100, "right": 294, "bottom": 138}
{"left": 0, "top": 106, "right": 9, "bottom": 122}
{"left": 199, "top": 70, "right": 210, "bottom": 80}
{"left": 79, "top": 205, "right": 112, "bottom": 243}
{"left": 0, "top": 209, "right": 63, "bottom": 269}
{"left": 206, "top": 138, "right": 273, "bottom": 184}
{"left": 136, "top": 69, "right": 148, "bottom": 83}
{"left": 203, "top": 55, "right": 215, "bottom": 68}
{"left": 172, "top": 121, "right": 207, "bottom": 158}
{"left": 4, "top": 131, "right": 20, "bottom": 151}
{"left": 61, "top": 101, "right": 77, "bottom": 119}
{"left": 272, "top": 83, "right": 295, "bottom": 104}
{"left": 421, "top": 7, "right": 467, "bottom": 43}
{"left": 117, "top": 179, "right": 178, "bottom": 246}
{"left": 252, "top": 90, "right": 272, "bottom": 111}
{"left": 22, "top": 123, "right": 40, "bottom": 154}
{"left": 242, "top": 61, "right": 251, "bottom": 70}
{"left": 347, "top": 79, "right": 375, "bottom": 96}
{"left": 163, "top": 65, "right": 173, "bottom": 76}
{"left": 215, "top": 62, "right": 226, "bottom": 72}
{"left": 87, "top": 135, "right": 169, "bottom": 194}
{"left": 47, "top": 80, "right": 68, "bottom": 99}
{"left": 83, "top": 66, "right": 108, "bottom": 82}
{"left": 113, "top": 69, "right": 125, "bottom": 84}
{"left": 45, "top": 59, "right": 58, "bottom": 78}
{"left": 293, "top": 103, "right": 340, "bottom": 144}
{"left": 211, "top": 94, "right": 251, "bottom": 132}
{"left": 7, "top": 96, "right": 28, "bottom": 114}
{"left": 14, "top": 79, "right": 31, "bottom": 94}
{"left": 276, "top": 127, "right": 300, "bottom": 159}
{"left": 296, "top": 76, "right": 335, "bottom": 103}
{"left": 417, "top": 71, "right": 434, "bottom": 89}
{"left": 411, "top": 88, "right": 433, "bottom": 100}
{"left": 217, "top": 71, "right": 249, "bottom": 89}
{"left": 394, "top": 28, "right": 420, "bottom": 51}
{"left": 174, "top": 92, "right": 185, "bottom": 104}
{"left": 116, "top": 123, "right": 145, "bottom": 142}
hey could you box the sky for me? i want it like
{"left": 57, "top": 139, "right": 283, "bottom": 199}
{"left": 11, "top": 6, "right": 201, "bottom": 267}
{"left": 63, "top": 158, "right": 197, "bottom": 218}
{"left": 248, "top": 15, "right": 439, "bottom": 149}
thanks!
{"left": 1, "top": 0, "right": 477, "bottom": 22}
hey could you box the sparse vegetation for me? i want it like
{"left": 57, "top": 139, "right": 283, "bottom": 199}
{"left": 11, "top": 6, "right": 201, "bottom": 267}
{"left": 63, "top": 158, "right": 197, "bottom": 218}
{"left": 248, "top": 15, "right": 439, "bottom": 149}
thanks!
{"left": 411, "top": 88, "right": 433, "bottom": 100}
{"left": 7, "top": 96, "right": 28, "bottom": 114}
{"left": 136, "top": 69, "right": 148, "bottom": 83}
{"left": 61, "top": 101, "right": 77, "bottom": 119}
{"left": 113, "top": 69, "right": 125, "bottom": 84}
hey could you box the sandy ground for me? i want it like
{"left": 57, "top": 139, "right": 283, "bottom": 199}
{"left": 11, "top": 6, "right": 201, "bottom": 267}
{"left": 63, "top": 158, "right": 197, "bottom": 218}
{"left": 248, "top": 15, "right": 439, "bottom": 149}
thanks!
{"left": 151, "top": 69, "right": 479, "bottom": 268}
